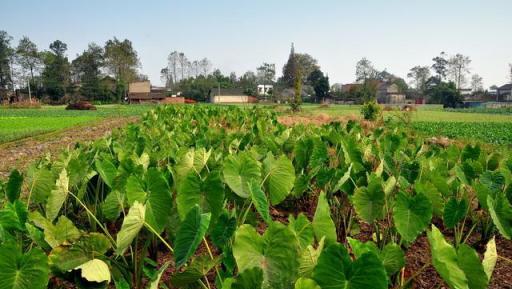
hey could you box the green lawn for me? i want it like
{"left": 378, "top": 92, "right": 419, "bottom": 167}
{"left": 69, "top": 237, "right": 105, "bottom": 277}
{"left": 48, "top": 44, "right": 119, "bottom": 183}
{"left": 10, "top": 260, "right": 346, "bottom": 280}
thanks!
{"left": 0, "top": 104, "right": 154, "bottom": 143}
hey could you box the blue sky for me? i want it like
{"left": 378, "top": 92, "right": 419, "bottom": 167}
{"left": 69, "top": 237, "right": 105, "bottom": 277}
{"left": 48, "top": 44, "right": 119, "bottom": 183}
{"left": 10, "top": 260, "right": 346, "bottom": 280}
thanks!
{"left": 2, "top": 0, "right": 511, "bottom": 87}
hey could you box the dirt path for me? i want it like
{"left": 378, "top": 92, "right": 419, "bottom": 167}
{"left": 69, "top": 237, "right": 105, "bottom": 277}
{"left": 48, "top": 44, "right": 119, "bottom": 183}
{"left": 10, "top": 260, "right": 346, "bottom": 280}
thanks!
{"left": 0, "top": 117, "right": 138, "bottom": 179}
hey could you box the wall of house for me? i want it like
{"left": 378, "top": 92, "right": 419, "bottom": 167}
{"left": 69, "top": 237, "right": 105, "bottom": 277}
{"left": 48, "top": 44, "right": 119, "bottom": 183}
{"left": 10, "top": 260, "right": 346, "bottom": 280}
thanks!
{"left": 129, "top": 81, "right": 151, "bottom": 93}
{"left": 211, "top": 95, "right": 255, "bottom": 103}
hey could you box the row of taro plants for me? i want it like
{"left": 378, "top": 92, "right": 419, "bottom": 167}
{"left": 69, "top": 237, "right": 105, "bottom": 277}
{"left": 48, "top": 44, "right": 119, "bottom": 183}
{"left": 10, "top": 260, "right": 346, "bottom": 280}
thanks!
{"left": 0, "top": 105, "right": 511, "bottom": 289}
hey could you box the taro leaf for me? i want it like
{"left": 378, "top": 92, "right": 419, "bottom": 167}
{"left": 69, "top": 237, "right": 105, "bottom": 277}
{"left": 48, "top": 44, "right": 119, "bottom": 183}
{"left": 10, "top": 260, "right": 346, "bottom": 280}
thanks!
{"left": 177, "top": 170, "right": 224, "bottom": 222}
{"left": 443, "top": 198, "right": 468, "bottom": 229}
{"left": 95, "top": 158, "right": 117, "bottom": 188}
{"left": 352, "top": 175, "right": 385, "bottom": 224}
{"left": 44, "top": 215, "right": 81, "bottom": 248}
{"left": 482, "top": 237, "right": 497, "bottom": 281}
{"left": 46, "top": 169, "right": 69, "bottom": 222}
{"left": 288, "top": 213, "right": 314, "bottom": 251}
{"left": 294, "top": 138, "right": 313, "bottom": 171}
{"left": 26, "top": 223, "right": 51, "bottom": 251}
{"left": 262, "top": 154, "right": 296, "bottom": 205}
{"left": 461, "top": 144, "right": 480, "bottom": 162}
{"left": 174, "top": 205, "right": 211, "bottom": 268}
{"left": 50, "top": 233, "right": 111, "bottom": 272}
{"left": 457, "top": 244, "right": 488, "bottom": 289}
{"left": 333, "top": 165, "right": 352, "bottom": 194}
{"left": 299, "top": 237, "right": 325, "bottom": 278}
{"left": 0, "top": 200, "right": 28, "bottom": 232}
{"left": 427, "top": 225, "right": 469, "bottom": 289}
{"left": 149, "top": 261, "right": 170, "bottom": 289}
{"left": 401, "top": 161, "right": 420, "bottom": 184}
{"left": 249, "top": 180, "right": 271, "bottom": 224}
{"left": 312, "top": 191, "right": 337, "bottom": 244}
{"left": 232, "top": 223, "right": 299, "bottom": 289}
{"left": 294, "top": 278, "right": 321, "bottom": 289}
{"left": 414, "top": 181, "right": 443, "bottom": 216}
{"left": 231, "top": 267, "right": 264, "bottom": 289}
{"left": 380, "top": 243, "right": 405, "bottom": 276}
{"left": 480, "top": 171, "right": 505, "bottom": 194}
{"left": 26, "top": 166, "right": 54, "bottom": 204}
{"left": 101, "top": 190, "right": 124, "bottom": 221}
{"left": 393, "top": 192, "right": 432, "bottom": 243}
{"left": 309, "top": 137, "right": 329, "bottom": 170}
{"left": 341, "top": 137, "right": 363, "bottom": 167}
{"left": 0, "top": 244, "right": 50, "bottom": 289}
{"left": 75, "top": 259, "right": 111, "bottom": 283}
{"left": 223, "top": 153, "right": 261, "bottom": 198}
{"left": 293, "top": 173, "right": 310, "bottom": 198}
{"left": 347, "top": 237, "right": 379, "bottom": 258}
{"left": 312, "top": 243, "right": 387, "bottom": 289}
{"left": 5, "top": 169, "right": 23, "bottom": 203}
{"left": 171, "top": 255, "right": 220, "bottom": 287}
{"left": 487, "top": 193, "right": 512, "bottom": 239}
{"left": 116, "top": 201, "right": 145, "bottom": 255}
{"left": 125, "top": 175, "right": 146, "bottom": 205}
{"left": 211, "top": 210, "right": 237, "bottom": 249}
{"left": 174, "top": 147, "right": 211, "bottom": 182}
{"left": 144, "top": 168, "right": 172, "bottom": 233}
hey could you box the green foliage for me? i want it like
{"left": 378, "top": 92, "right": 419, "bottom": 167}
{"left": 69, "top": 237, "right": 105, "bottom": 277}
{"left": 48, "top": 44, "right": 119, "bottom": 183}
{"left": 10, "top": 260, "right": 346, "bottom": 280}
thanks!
{"left": 174, "top": 205, "right": 211, "bottom": 267}
{"left": 312, "top": 191, "right": 337, "bottom": 244}
{"left": 393, "top": 192, "right": 432, "bottom": 243}
{"left": 360, "top": 100, "right": 382, "bottom": 121}
{"left": 0, "top": 244, "right": 50, "bottom": 289}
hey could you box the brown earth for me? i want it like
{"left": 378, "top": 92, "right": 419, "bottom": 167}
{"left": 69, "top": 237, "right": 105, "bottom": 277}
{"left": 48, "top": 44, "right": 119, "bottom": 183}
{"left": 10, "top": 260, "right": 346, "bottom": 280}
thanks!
{"left": 0, "top": 117, "right": 138, "bottom": 179}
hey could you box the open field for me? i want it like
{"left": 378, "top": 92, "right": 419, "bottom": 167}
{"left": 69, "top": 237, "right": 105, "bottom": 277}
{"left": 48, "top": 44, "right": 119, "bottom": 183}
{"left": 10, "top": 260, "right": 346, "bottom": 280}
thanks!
{"left": 0, "top": 104, "right": 154, "bottom": 143}
{"left": 0, "top": 105, "right": 511, "bottom": 289}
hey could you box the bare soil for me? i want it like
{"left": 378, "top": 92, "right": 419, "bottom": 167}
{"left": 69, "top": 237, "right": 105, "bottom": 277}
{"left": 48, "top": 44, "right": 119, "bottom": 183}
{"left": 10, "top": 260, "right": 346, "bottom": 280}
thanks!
{"left": 0, "top": 117, "right": 138, "bottom": 179}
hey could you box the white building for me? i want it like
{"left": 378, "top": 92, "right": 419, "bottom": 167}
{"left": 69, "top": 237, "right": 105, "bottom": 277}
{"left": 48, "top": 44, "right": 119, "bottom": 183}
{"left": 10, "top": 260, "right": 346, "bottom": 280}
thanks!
{"left": 257, "top": 84, "right": 273, "bottom": 96}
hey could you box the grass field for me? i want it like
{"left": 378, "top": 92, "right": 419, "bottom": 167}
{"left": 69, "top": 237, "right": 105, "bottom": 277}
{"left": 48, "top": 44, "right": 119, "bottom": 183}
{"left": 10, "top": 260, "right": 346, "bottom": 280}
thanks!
{"left": 0, "top": 104, "right": 154, "bottom": 143}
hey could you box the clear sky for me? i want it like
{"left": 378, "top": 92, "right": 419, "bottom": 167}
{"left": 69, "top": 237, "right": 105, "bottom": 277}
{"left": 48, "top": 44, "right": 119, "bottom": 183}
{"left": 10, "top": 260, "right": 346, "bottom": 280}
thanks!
{"left": 2, "top": 0, "right": 511, "bottom": 88}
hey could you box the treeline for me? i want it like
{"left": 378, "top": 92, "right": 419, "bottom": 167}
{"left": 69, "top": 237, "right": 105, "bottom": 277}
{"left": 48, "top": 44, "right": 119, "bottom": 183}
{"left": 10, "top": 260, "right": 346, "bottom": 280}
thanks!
{"left": 0, "top": 30, "right": 143, "bottom": 103}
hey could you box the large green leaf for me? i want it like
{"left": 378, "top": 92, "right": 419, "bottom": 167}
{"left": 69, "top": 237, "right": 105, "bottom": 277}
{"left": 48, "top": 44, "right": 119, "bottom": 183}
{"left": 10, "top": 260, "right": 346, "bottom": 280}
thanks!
{"left": 312, "top": 243, "right": 387, "bottom": 289}
{"left": 294, "top": 278, "right": 321, "bottom": 289}
{"left": 116, "top": 201, "right": 145, "bottom": 255}
{"left": 232, "top": 222, "right": 299, "bottom": 289}
{"left": 211, "top": 210, "right": 237, "bottom": 249}
{"left": 125, "top": 175, "right": 146, "bottom": 205}
{"left": 249, "top": 180, "right": 271, "bottom": 224}
{"left": 46, "top": 169, "right": 69, "bottom": 222}
{"left": 148, "top": 261, "right": 170, "bottom": 289}
{"left": 482, "top": 237, "right": 497, "bottom": 281}
{"left": 262, "top": 154, "right": 296, "bottom": 205}
{"left": 427, "top": 225, "right": 469, "bottom": 289}
{"left": 231, "top": 267, "right": 264, "bottom": 289}
{"left": 6, "top": 169, "right": 23, "bottom": 203}
{"left": 299, "top": 238, "right": 325, "bottom": 278}
{"left": 26, "top": 166, "right": 54, "bottom": 204}
{"left": 380, "top": 243, "right": 405, "bottom": 276}
{"left": 393, "top": 192, "right": 432, "bottom": 243}
{"left": 144, "top": 168, "right": 172, "bottom": 233}
{"left": 288, "top": 213, "right": 314, "bottom": 251}
{"left": 174, "top": 147, "right": 211, "bottom": 182}
{"left": 312, "top": 191, "right": 337, "bottom": 244}
{"left": 75, "top": 259, "right": 111, "bottom": 283}
{"left": 0, "top": 244, "right": 49, "bottom": 289}
{"left": 352, "top": 175, "right": 385, "bottom": 224}
{"left": 223, "top": 153, "right": 261, "bottom": 198}
{"left": 95, "top": 158, "right": 117, "bottom": 188}
{"left": 176, "top": 170, "right": 224, "bottom": 221}
{"left": 457, "top": 245, "right": 488, "bottom": 289}
{"left": 0, "top": 200, "right": 28, "bottom": 232}
{"left": 487, "top": 193, "right": 512, "bottom": 239}
{"left": 443, "top": 198, "right": 468, "bottom": 229}
{"left": 174, "top": 205, "right": 211, "bottom": 268}
{"left": 44, "top": 216, "right": 81, "bottom": 248}
{"left": 101, "top": 190, "right": 124, "bottom": 221}
{"left": 171, "top": 255, "right": 220, "bottom": 287}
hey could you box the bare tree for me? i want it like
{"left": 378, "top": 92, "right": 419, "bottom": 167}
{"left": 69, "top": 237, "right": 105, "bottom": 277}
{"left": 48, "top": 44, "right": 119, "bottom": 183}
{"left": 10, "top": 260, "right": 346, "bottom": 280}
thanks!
{"left": 199, "top": 58, "right": 211, "bottom": 76}
{"left": 167, "top": 51, "right": 179, "bottom": 85}
{"left": 447, "top": 54, "right": 471, "bottom": 89}
{"left": 177, "top": 52, "right": 187, "bottom": 80}
{"left": 407, "top": 66, "right": 431, "bottom": 93}
{"left": 160, "top": 67, "right": 173, "bottom": 88}
{"left": 16, "top": 36, "right": 42, "bottom": 101}
{"left": 509, "top": 63, "right": 512, "bottom": 83}
{"left": 470, "top": 74, "right": 483, "bottom": 93}
{"left": 355, "top": 58, "right": 378, "bottom": 82}
{"left": 256, "top": 63, "right": 276, "bottom": 84}
{"left": 190, "top": 60, "right": 199, "bottom": 78}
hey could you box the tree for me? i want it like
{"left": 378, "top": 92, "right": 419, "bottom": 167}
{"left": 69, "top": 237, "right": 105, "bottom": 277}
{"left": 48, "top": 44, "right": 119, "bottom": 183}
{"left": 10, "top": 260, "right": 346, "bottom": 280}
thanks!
{"left": 0, "top": 31, "right": 14, "bottom": 91}
{"left": 447, "top": 53, "right": 471, "bottom": 89}
{"left": 509, "top": 64, "right": 512, "bottom": 83}
{"left": 104, "top": 38, "right": 139, "bottom": 100}
{"left": 427, "top": 81, "right": 462, "bottom": 107}
{"left": 178, "top": 52, "right": 188, "bottom": 80}
{"left": 308, "top": 69, "right": 330, "bottom": 102}
{"left": 42, "top": 40, "right": 71, "bottom": 101}
{"left": 160, "top": 67, "right": 173, "bottom": 88}
{"left": 199, "top": 58, "right": 211, "bottom": 76}
{"left": 282, "top": 44, "right": 319, "bottom": 86}
{"left": 16, "top": 36, "right": 41, "bottom": 101}
{"left": 355, "top": 58, "right": 378, "bottom": 82}
{"left": 167, "top": 51, "right": 179, "bottom": 85}
{"left": 256, "top": 63, "right": 275, "bottom": 84}
{"left": 432, "top": 52, "right": 448, "bottom": 80}
{"left": 470, "top": 74, "right": 483, "bottom": 93}
{"left": 407, "top": 66, "right": 431, "bottom": 94}
{"left": 71, "top": 43, "right": 104, "bottom": 100}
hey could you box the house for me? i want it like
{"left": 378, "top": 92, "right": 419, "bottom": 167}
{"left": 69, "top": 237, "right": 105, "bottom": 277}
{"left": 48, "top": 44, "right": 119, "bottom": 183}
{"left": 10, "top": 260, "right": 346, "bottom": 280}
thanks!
{"left": 257, "top": 84, "right": 273, "bottom": 96}
{"left": 497, "top": 84, "right": 512, "bottom": 101}
{"left": 128, "top": 81, "right": 167, "bottom": 103}
{"left": 377, "top": 82, "right": 406, "bottom": 104}
{"left": 209, "top": 88, "right": 257, "bottom": 103}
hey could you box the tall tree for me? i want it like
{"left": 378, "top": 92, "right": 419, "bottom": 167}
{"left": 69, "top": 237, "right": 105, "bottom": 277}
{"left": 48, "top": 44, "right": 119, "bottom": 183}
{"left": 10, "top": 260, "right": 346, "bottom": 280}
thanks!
{"left": 355, "top": 58, "right": 378, "bottom": 82}
{"left": 308, "top": 69, "right": 330, "bottom": 102}
{"left": 160, "top": 67, "right": 173, "bottom": 88}
{"left": 42, "top": 40, "right": 70, "bottom": 100}
{"left": 16, "top": 36, "right": 41, "bottom": 101}
{"left": 0, "top": 31, "right": 14, "bottom": 91}
{"left": 256, "top": 63, "right": 276, "bottom": 84}
{"left": 178, "top": 52, "right": 188, "bottom": 80}
{"left": 104, "top": 38, "right": 139, "bottom": 99}
{"left": 167, "top": 51, "right": 179, "bottom": 85}
{"left": 447, "top": 53, "right": 471, "bottom": 89}
{"left": 282, "top": 44, "right": 319, "bottom": 86}
{"left": 470, "top": 74, "right": 483, "bottom": 93}
{"left": 432, "top": 52, "right": 448, "bottom": 80}
{"left": 199, "top": 58, "right": 211, "bottom": 76}
{"left": 71, "top": 43, "right": 104, "bottom": 100}
{"left": 509, "top": 64, "right": 512, "bottom": 83}
{"left": 407, "top": 66, "right": 431, "bottom": 94}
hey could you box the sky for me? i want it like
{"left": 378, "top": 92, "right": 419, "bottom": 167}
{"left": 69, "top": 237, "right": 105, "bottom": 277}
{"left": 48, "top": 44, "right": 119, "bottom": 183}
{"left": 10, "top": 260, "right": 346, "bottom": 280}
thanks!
{"left": 2, "top": 0, "right": 511, "bottom": 88}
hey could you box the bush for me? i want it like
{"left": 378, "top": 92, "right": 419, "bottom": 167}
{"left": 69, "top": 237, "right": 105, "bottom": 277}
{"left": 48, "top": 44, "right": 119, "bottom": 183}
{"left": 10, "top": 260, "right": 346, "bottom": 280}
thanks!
{"left": 360, "top": 100, "right": 382, "bottom": 121}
